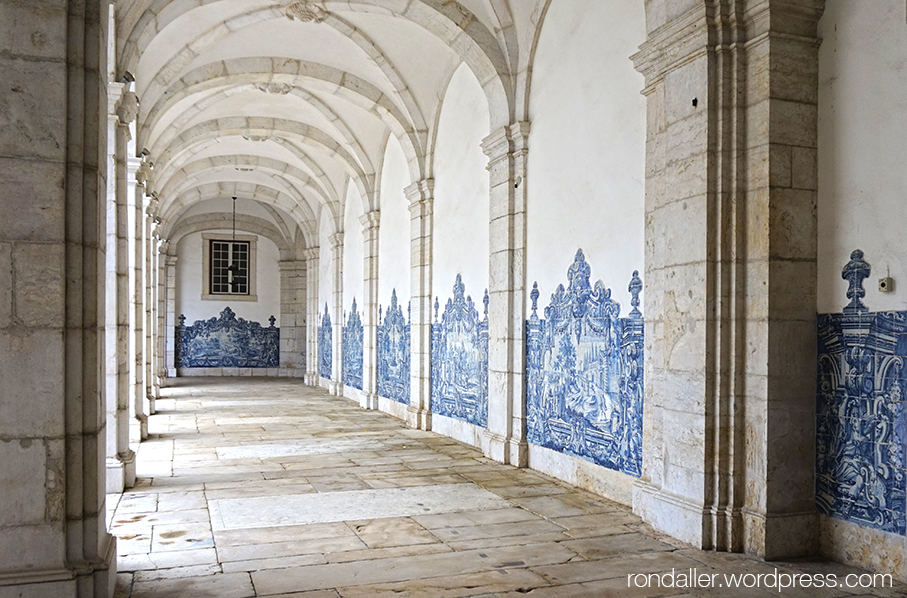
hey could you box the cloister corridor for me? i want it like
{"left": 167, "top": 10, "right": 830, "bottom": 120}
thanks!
{"left": 105, "top": 379, "right": 905, "bottom": 598}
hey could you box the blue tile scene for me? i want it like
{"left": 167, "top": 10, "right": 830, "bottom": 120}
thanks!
{"left": 526, "top": 250, "right": 644, "bottom": 477}
{"left": 319, "top": 303, "right": 332, "bottom": 380}
{"left": 377, "top": 290, "right": 410, "bottom": 405}
{"left": 816, "top": 249, "right": 907, "bottom": 535}
{"left": 175, "top": 307, "right": 279, "bottom": 368}
{"left": 431, "top": 275, "right": 489, "bottom": 427}
{"left": 343, "top": 298, "right": 364, "bottom": 391}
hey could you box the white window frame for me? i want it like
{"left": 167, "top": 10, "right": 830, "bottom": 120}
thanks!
{"left": 201, "top": 233, "right": 258, "bottom": 302}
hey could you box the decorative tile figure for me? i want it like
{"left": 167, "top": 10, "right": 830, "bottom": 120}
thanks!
{"left": 526, "top": 250, "right": 644, "bottom": 477}
{"left": 816, "top": 250, "right": 907, "bottom": 535}
{"left": 175, "top": 306, "right": 279, "bottom": 368}
{"left": 343, "top": 298, "right": 364, "bottom": 391}
{"left": 431, "top": 275, "right": 489, "bottom": 427}
{"left": 319, "top": 303, "right": 332, "bottom": 380}
{"left": 377, "top": 290, "right": 410, "bottom": 404}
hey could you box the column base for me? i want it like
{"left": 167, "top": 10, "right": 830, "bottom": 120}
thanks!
{"left": 135, "top": 414, "right": 148, "bottom": 441}
{"left": 742, "top": 509, "right": 818, "bottom": 559}
{"left": 105, "top": 450, "right": 136, "bottom": 493}
{"left": 405, "top": 406, "right": 431, "bottom": 431}
{"left": 304, "top": 372, "right": 318, "bottom": 386}
{"left": 360, "top": 392, "right": 379, "bottom": 410}
{"left": 0, "top": 536, "right": 117, "bottom": 597}
{"left": 633, "top": 481, "right": 710, "bottom": 549}
{"left": 482, "top": 431, "right": 528, "bottom": 467}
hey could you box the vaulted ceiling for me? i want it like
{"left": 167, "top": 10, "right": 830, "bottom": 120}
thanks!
{"left": 116, "top": 0, "right": 549, "bottom": 245}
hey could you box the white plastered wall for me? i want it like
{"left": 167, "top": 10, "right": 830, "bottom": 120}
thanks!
{"left": 817, "top": 0, "right": 907, "bottom": 313}
{"left": 343, "top": 179, "right": 366, "bottom": 402}
{"left": 526, "top": 0, "right": 645, "bottom": 310}
{"left": 524, "top": 0, "right": 646, "bottom": 502}
{"left": 431, "top": 63, "right": 491, "bottom": 447}
{"left": 343, "top": 181, "right": 365, "bottom": 318}
{"left": 377, "top": 136, "right": 411, "bottom": 307}
{"left": 816, "top": 0, "right": 907, "bottom": 575}
{"left": 319, "top": 207, "right": 334, "bottom": 319}
{"left": 175, "top": 230, "right": 280, "bottom": 325}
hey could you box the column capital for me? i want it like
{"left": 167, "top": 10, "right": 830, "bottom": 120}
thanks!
{"left": 165, "top": 255, "right": 178, "bottom": 267}
{"left": 108, "top": 81, "right": 126, "bottom": 116}
{"left": 303, "top": 246, "right": 320, "bottom": 260}
{"left": 359, "top": 209, "right": 380, "bottom": 232}
{"left": 481, "top": 121, "right": 530, "bottom": 164}
{"left": 116, "top": 91, "right": 139, "bottom": 125}
{"left": 278, "top": 259, "right": 306, "bottom": 271}
{"left": 329, "top": 232, "right": 344, "bottom": 249}
{"left": 404, "top": 179, "right": 434, "bottom": 206}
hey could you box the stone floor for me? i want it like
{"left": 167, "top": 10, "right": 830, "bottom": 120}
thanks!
{"left": 108, "top": 379, "right": 907, "bottom": 597}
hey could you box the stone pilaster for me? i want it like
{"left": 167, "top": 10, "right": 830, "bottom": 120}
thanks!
{"left": 630, "top": 0, "right": 823, "bottom": 559}
{"left": 164, "top": 254, "right": 178, "bottom": 377}
{"left": 304, "top": 246, "right": 320, "bottom": 385}
{"left": 144, "top": 205, "right": 155, "bottom": 413}
{"left": 329, "top": 232, "right": 345, "bottom": 394}
{"left": 0, "top": 0, "right": 116, "bottom": 592}
{"left": 153, "top": 241, "right": 166, "bottom": 396}
{"left": 132, "top": 162, "right": 148, "bottom": 440}
{"left": 360, "top": 211, "right": 380, "bottom": 410}
{"left": 105, "top": 82, "right": 135, "bottom": 493}
{"left": 405, "top": 180, "right": 434, "bottom": 431}
{"left": 481, "top": 123, "right": 530, "bottom": 466}
{"left": 279, "top": 259, "right": 307, "bottom": 376}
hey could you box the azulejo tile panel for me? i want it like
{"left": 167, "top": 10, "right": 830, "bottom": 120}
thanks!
{"left": 526, "top": 250, "right": 644, "bottom": 477}
{"left": 319, "top": 303, "right": 332, "bottom": 380}
{"left": 431, "top": 275, "right": 489, "bottom": 427}
{"left": 343, "top": 298, "right": 364, "bottom": 391}
{"left": 817, "top": 250, "right": 907, "bottom": 535}
{"left": 176, "top": 307, "right": 279, "bottom": 368}
{"left": 377, "top": 290, "right": 410, "bottom": 405}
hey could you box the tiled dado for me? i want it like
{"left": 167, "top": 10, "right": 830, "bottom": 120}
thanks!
{"left": 343, "top": 298, "right": 364, "bottom": 390}
{"left": 319, "top": 304, "right": 332, "bottom": 379}
{"left": 526, "top": 250, "right": 644, "bottom": 478}
{"left": 817, "top": 250, "right": 907, "bottom": 535}
{"left": 176, "top": 307, "right": 279, "bottom": 368}
{"left": 378, "top": 290, "right": 411, "bottom": 404}
{"left": 431, "top": 274, "right": 489, "bottom": 428}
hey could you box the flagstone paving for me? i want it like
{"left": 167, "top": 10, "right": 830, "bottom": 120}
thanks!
{"left": 108, "top": 379, "right": 907, "bottom": 597}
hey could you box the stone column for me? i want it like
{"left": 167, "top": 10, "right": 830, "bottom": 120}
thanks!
{"left": 330, "top": 232, "right": 344, "bottom": 394}
{"left": 630, "top": 0, "right": 823, "bottom": 559}
{"left": 0, "top": 0, "right": 116, "bottom": 592}
{"left": 132, "top": 165, "right": 148, "bottom": 440}
{"left": 481, "top": 123, "right": 530, "bottom": 466}
{"left": 164, "top": 253, "right": 178, "bottom": 377}
{"left": 144, "top": 206, "right": 155, "bottom": 412}
{"left": 304, "top": 247, "right": 320, "bottom": 385}
{"left": 279, "top": 259, "right": 307, "bottom": 376}
{"left": 154, "top": 244, "right": 166, "bottom": 393}
{"left": 105, "top": 82, "right": 135, "bottom": 493}
{"left": 405, "top": 180, "right": 434, "bottom": 431}
{"left": 360, "top": 211, "right": 380, "bottom": 410}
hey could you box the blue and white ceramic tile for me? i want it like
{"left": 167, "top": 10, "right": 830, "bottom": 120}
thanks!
{"left": 431, "top": 275, "right": 488, "bottom": 427}
{"left": 816, "top": 250, "right": 907, "bottom": 535}
{"left": 318, "top": 303, "right": 332, "bottom": 380}
{"left": 526, "top": 250, "right": 644, "bottom": 477}
{"left": 343, "top": 298, "right": 364, "bottom": 391}
{"left": 377, "top": 290, "right": 410, "bottom": 405}
{"left": 175, "top": 307, "right": 279, "bottom": 368}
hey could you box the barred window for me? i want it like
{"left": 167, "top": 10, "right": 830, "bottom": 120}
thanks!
{"left": 202, "top": 233, "right": 257, "bottom": 302}
{"left": 210, "top": 240, "right": 249, "bottom": 295}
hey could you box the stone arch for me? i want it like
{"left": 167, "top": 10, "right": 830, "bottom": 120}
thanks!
{"left": 167, "top": 213, "right": 296, "bottom": 261}
{"left": 118, "top": 0, "right": 512, "bottom": 131}
{"left": 138, "top": 58, "right": 425, "bottom": 188}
